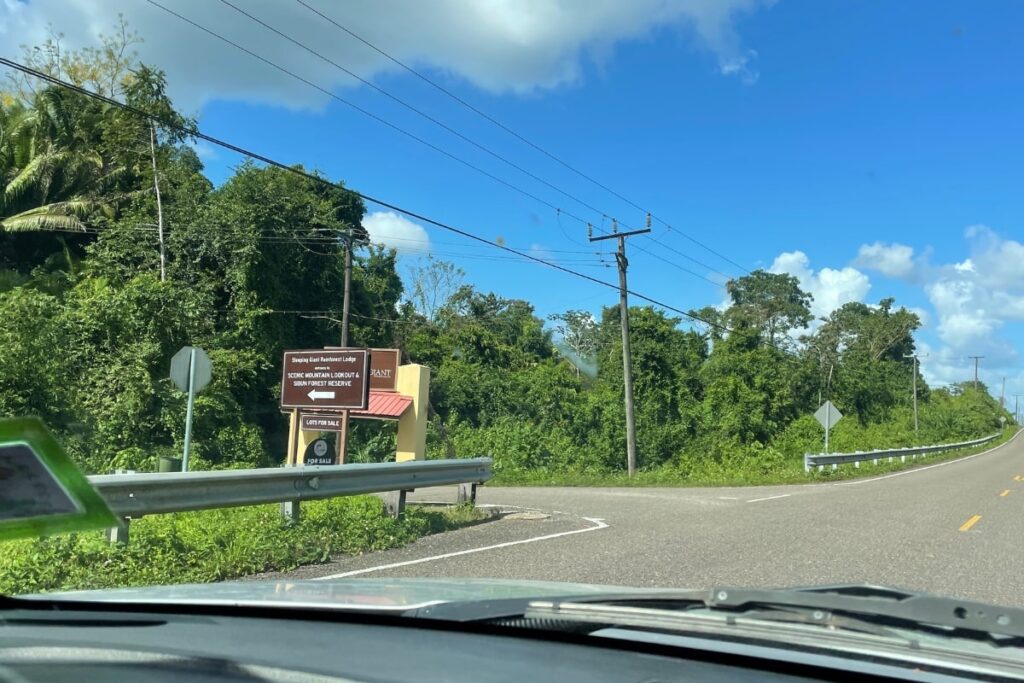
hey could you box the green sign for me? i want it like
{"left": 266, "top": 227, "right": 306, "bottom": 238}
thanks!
{"left": 0, "top": 417, "right": 116, "bottom": 540}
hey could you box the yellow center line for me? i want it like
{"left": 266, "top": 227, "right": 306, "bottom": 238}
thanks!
{"left": 1015, "top": 475, "right": 1024, "bottom": 482}
{"left": 959, "top": 515, "right": 982, "bottom": 532}
{"left": 1001, "top": 490, "right": 1011, "bottom": 497}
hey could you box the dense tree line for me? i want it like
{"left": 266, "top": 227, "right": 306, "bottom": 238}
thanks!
{"left": 1, "top": 34, "right": 1012, "bottom": 479}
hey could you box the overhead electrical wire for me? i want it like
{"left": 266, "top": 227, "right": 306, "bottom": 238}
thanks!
{"left": 216, "top": 0, "right": 623, "bottom": 227}
{"left": 144, "top": 0, "right": 731, "bottom": 285}
{"left": 291, "top": 0, "right": 751, "bottom": 275}
{"left": 0, "top": 56, "right": 729, "bottom": 332}
{"left": 45, "top": 224, "right": 612, "bottom": 267}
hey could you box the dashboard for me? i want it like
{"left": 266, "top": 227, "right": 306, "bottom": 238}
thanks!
{"left": 0, "top": 603, "right": 1001, "bottom": 682}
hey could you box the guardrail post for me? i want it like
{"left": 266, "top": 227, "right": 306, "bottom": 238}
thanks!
{"left": 901, "top": 455, "right": 906, "bottom": 463}
{"left": 280, "top": 501, "right": 300, "bottom": 524}
{"left": 854, "top": 461, "right": 860, "bottom": 469}
{"left": 106, "top": 518, "right": 130, "bottom": 544}
{"left": 457, "top": 482, "right": 477, "bottom": 504}
{"left": 831, "top": 464, "right": 837, "bottom": 471}
{"left": 873, "top": 458, "right": 878, "bottom": 466}
{"left": 382, "top": 490, "right": 407, "bottom": 518}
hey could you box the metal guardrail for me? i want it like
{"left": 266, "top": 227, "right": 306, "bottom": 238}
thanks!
{"left": 803, "top": 434, "right": 999, "bottom": 472}
{"left": 88, "top": 458, "right": 492, "bottom": 543}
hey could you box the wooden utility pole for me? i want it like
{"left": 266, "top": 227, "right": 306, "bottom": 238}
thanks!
{"left": 904, "top": 353, "right": 919, "bottom": 435}
{"left": 968, "top": 355, "right": 984, "bottom": 391}
{"left": 589, "top": 216, "right": 650, "bottom": 477}
{"left": 334, "top": 233, "right": 354, "bottom": 465}
{"left": 1000, "top": 376, "right": 1006, "bottom": 409}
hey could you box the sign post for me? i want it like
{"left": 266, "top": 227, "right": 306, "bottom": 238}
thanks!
{"left": 814, "top": 400, "right": 843, "bottom": 454}
{"left": 170, "top": 346, "right": 211, "bottom": 472}
{"left": 280, "top": 349, "right": 370, "bottom": 465}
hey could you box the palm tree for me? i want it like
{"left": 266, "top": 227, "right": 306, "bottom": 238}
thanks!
{"left": 0, "top": 88, "right": 116, "bottom": 233}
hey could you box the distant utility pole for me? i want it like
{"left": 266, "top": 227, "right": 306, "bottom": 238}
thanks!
{"left": 968, "top": 355, "right": 984, "bottom": 391}
{"left": 904, "top": 353, "right": 920, "bottom": 435}
{"left": 1001, "top": 377, "right": 1006, "bottom": 408}
{"left": 1015, "top": 395, "right": 1023, "bottom": 425}
{"left": 589, "top": 216, "right": 651, "bottom": 477}
{"left": 334, "top": 229, "right": 354, "bottom": 465}
{"left": 340, "top": 233, "right": 353, "bottom": 347}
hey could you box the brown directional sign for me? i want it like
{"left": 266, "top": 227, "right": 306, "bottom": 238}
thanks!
{"left": 369, "top": 348, "right": 400, "bottom": 392}
{"left": 326, "top": 347, "right": 400, "bottom": 392}
{"left": 280, "top": 349, "right": 369, "bottom": 410}
{"left": 300, "top": 412, "right": 344, "bottom": 432}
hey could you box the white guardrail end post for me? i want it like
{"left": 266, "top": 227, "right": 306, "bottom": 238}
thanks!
{"left": 457, "top": 482, "right": 478, "bottom": 504}
{"left": 105, "top": 518, "right": 130, "bottom": 544}
{"left": 281, "top": 500, "right": 300, "bottom": 524}
{"left": 381, "top": 490, "right": 407, "bottom": 518}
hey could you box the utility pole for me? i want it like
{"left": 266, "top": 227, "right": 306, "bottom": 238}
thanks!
{"left": 589, "top": 216, "right": 650, "bottom": 477}
{"left": 341, "top": 235, "right": 353, "bottom": 347}
{"left": 904, "top": 353, "right": 920, "bottom": 436}
{"left": 334, "top": 230, "right": 354, "bottom": 465}
{"left": 968, "top": 355, "right": 984, "bottom": 391}
{"left": 1000, "top": 376, "right": 1006, "bottom": 409}
{"left": 1014, "top": 395, "right": 1023, "bottom": 425}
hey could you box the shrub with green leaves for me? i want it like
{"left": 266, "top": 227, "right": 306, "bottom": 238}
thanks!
{"left": 0, "top": 496, "right": 473, "bottom": 595}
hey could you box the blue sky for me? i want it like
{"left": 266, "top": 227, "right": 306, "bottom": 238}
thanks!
{"left": 3, "top": 0, "right": 1023, "bottom": 400}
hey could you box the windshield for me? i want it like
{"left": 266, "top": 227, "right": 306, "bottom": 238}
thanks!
{"left": 1, "top": 0, "right": 1021, "bottom": 657}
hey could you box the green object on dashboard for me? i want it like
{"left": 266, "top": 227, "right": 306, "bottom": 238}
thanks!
{"left": 0, "top": 417, "right": 117, "bottom": 540}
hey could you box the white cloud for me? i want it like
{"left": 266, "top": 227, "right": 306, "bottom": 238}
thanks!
{"left": 363, "top": 211, "right": 429, "bottom": 252}
{"left": 911, "top": 225, "right": 1024, "bottom": 392}
{"left": 854, "top": 241, "right": 916, "bottom": 279}
{"left": 718, "top": 49, "right": 759, "bottom": 84}
{"left": 0, "top": 0, "right": 772, "bottom": 111}
{"left": 769, "top": 250, "right": 871, "bottom": 322}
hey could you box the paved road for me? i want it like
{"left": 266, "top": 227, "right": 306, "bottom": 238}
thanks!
{"left": 271, "top": 431, "right": 1024, "bottom": 606}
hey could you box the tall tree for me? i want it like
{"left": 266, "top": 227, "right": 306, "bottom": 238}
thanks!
{"left": 548, "top": 309, "right": 598, "bottom": 378}
{"left": 725, "top": 270, "right": 812, "bottom": 345}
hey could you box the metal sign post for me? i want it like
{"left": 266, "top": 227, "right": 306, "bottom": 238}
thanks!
{"left": 814, "top": 401, "right": 843, "bottom": 455}
{"left": 170, "top": 346, "right": 211, "bottom": 472}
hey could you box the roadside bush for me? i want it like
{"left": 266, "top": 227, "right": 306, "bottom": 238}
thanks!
{"left": 0, "top": 496, "right": 467, "bottom": 595}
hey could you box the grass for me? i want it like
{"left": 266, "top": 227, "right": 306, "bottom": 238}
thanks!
{"left": 0, "top": 497, "right": 487, "bottom": 596}
{"left": 488, "top": 428, "right": 1020, "bottom": 488}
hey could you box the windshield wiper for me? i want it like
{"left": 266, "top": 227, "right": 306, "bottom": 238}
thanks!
{"left": 523, "top": 584, "right": 1024, "bottom": 645}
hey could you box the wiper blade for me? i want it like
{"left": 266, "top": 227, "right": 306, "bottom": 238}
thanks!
{"left": 526, "top": 584, "right": 1024, "bottom": 642}
{"left": 705, "top": 585, "right": 1024, "bottom": 640}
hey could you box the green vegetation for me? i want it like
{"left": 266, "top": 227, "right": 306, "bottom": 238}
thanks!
{"left": 0, "top": 28, "right": 1016, "bottom": 494}
{"left": 0, "top": 498, "right": 484, "bottom": 595}
{"left": 492, "top": 427, "right": 1019, "bottom": 487}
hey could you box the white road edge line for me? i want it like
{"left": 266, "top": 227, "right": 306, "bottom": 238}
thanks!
{"left": 745, "top": 494, "right": 791, "bottom": 503}
{"left": 312, "top": 517, "right": 611, "bottom": 581}
{"left": 833, "top": 429, "right": 1024, "bottom": 487}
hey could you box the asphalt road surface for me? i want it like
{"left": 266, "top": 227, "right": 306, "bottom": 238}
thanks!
{"left": 270, "top": 431, "right": 1024, "bottom": 607}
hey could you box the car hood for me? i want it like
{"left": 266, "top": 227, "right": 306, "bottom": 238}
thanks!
{"left": 31, "top": 577, "right": 656, "bottom": 611}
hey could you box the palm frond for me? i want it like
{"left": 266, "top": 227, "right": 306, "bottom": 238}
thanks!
{"left": 1, "top": 204, "right": 86, "bottom": 232}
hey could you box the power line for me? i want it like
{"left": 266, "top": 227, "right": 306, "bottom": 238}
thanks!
{"left": 142, "top": 0, "right": 588, "bottom": 229}
{"left": 216, "top": 0, "right": 622, "bottom": 226}
{"left": 43, "top": 224, "right": 613, "bottom": 266}
{"left": 292, "top": 0, "right": 750, "bottom": 275}
{"left": 144, "top": 0, "right": 731, "bottom": 286}
{"left": 0, "top": 56, "right": 729, "bottom": 332}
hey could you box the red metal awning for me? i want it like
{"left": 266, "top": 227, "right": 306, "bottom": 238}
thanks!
{"left": 349, "top": 391, "right": 412, "bottom": 420}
